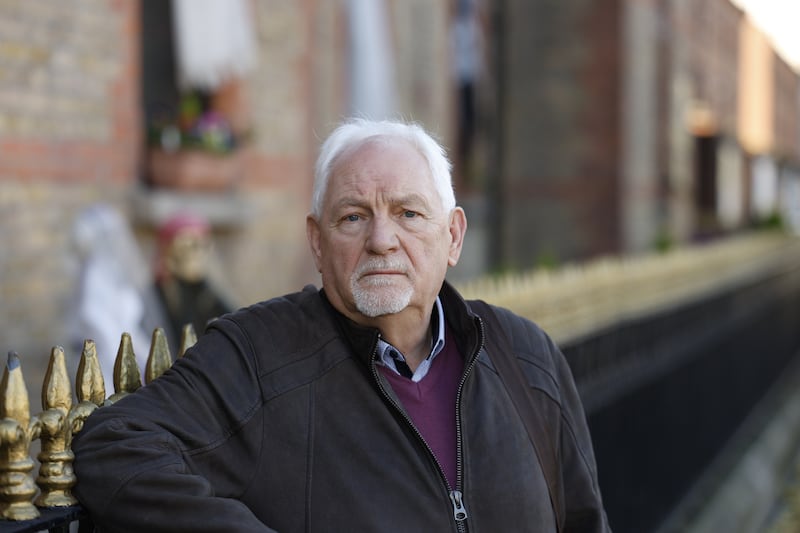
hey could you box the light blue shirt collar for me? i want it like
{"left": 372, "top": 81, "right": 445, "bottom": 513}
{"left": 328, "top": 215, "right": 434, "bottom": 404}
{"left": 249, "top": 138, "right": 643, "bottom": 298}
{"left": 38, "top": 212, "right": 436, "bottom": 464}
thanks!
{"left": 376, "top": 296, "right": 445, "bottom": 383}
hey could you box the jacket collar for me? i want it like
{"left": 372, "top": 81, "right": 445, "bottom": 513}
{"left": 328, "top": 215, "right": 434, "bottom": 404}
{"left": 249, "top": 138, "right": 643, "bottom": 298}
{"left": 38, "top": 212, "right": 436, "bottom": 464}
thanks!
{"left": 319, "top": 280, "right": 484, "bottom": 369}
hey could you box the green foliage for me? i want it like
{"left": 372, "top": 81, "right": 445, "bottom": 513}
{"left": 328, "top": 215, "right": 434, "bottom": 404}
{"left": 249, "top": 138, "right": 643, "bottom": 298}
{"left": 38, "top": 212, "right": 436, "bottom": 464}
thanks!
{"left": 534, "top": 249, "right": 559, "bottom": 271}
{"left": 753, "top": 211, "right": 784, "bottom": 230}
{"left": 653, "top": 227, "right": 674, "bottom": 254}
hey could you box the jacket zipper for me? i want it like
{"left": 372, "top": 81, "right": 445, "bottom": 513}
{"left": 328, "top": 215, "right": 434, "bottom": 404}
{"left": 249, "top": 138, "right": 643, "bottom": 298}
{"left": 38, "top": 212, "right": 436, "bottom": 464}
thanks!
{"left": 451, "top": 318, "right": 485, "bottom": 533}
{"left": 371, "top": 323, "right": 484, "bottom": 533}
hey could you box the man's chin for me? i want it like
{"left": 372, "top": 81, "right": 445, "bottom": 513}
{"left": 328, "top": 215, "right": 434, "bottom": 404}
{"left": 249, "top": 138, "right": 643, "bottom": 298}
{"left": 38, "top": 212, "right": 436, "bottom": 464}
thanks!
{"left": 359, "top": 308, "right": 400, "bottom": 318}
{"left": 352, "top": 287, "right": 412, "bottom": 317}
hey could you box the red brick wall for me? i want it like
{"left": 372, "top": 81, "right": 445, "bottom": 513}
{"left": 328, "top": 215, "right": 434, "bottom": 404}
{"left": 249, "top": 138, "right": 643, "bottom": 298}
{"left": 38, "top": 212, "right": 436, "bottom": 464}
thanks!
{"left": 0, "top": 1, "right": 142, "bottom": 385}
{"left": 500, "top": 0, "right": 624, "bottom": 268}
{"left": 0, "top": 0, "right": 141, "bottom": 185}
{"left": 774, "top": 53, "right": 800, "bottom": 161}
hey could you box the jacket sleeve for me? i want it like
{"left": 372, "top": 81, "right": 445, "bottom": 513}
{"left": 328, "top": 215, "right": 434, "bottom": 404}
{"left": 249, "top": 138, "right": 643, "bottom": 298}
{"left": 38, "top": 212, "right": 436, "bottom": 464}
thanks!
{"left": 547, "top": 334, "right": 612, "bottom": 532}
{"left": 493, "top": 305, "right": 611, "bottom": 532}
{"left": 72, "top": 318, "right": 276, "bottom": 533}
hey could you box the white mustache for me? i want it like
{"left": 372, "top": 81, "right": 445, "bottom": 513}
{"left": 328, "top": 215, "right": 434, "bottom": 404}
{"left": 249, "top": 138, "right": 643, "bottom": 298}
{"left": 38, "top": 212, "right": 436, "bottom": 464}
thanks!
{"left": 354, "top": 259, "right": 409, "bottom": 279}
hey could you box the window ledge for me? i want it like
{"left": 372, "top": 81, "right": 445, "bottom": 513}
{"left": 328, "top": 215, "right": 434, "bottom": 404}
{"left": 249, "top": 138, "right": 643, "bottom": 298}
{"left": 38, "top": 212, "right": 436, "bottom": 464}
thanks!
{"left": 130, "top": 184, "right": 253, "bottom": 229}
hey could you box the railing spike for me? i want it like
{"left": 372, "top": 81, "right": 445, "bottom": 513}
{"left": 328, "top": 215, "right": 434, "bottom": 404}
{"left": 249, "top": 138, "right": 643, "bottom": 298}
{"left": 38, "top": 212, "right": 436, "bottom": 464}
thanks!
{"left": 35, "top": 346, "right": 77, "bottom": 507}
{"left": 76, "top": 340, "right": 105, "bottom": 406}
{"left": 110, "top": 333, "right": 142, "bottom": 402}
{"left": 145, "top": 328, "right": 173, "bottom": 384}
{"left": 178, "top": 324, "right": 197, "bottom": 358}
{"left": 0, "top": 352, "right": 40, "bottom": 520}
{"left": 69, "top": 341, "right": 107, "bottom": 448}
{"left": 2, "top": 352, "right": 30, "bottom": 427}
{"left": 41, "top": 346, "right": 72, "bottom": 414}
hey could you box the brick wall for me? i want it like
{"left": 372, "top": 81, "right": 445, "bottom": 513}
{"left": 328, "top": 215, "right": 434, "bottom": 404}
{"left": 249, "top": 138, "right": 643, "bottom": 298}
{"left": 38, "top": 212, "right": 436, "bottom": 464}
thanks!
{"left": 774, "top": 53, "right": 800, "bottom": 161}
{"left": 0, "top": 182, "right": 131, "bottom": 387}
{"left": 0, "top": 1, "right": 140, "bottom": 384}
{"left": 219, "top": 0, "right": 324, "bottom": 303}
{"left": 0, "top": 0, "right": 140, "bottom": 184}
{"left": 500, "top": 0, "right": 623, "bottom": 269}
{"left": 687, "top": 0, "right": 742, "bottom": 134}
{"left": 390, "top": 0, "right": 453, "bottom": 143}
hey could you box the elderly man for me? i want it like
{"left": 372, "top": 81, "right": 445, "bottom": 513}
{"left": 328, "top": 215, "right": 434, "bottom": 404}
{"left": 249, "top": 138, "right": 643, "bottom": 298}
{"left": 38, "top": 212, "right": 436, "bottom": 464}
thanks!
{"left": 73, "top": 119, "right": 610, "bottom": 532}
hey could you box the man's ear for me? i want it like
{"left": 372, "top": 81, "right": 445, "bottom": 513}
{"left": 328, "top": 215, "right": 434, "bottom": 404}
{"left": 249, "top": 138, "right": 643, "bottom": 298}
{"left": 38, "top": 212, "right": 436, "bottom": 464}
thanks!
{"left": 447, "top": 207, "right": 467, "bottom": 267}
{"left": 306, "top": 215, "right": 323, "bottom": 272}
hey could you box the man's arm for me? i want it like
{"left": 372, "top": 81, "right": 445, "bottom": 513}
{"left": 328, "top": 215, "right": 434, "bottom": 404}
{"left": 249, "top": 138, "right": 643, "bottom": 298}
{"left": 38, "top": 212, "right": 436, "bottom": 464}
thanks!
{"left": 549, "top": 335, "right": 612, "bottom": 532}
{"left": 72, "top": 321, "right": 275, "bottom": 532}
{"left": 486, "top": 304, "right": 611, "bottom": 532}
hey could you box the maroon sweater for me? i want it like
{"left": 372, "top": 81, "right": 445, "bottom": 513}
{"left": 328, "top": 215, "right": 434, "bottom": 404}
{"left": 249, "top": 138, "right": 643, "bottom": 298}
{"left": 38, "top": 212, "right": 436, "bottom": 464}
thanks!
{"left": 378, "top": 325, "right": 464, "bottom": 488}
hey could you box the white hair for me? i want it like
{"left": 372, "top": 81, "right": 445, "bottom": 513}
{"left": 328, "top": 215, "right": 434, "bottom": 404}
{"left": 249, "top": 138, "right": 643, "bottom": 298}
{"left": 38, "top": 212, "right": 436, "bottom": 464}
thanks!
{"left": 311, "top": 118, "right": 455, "bottom": 219}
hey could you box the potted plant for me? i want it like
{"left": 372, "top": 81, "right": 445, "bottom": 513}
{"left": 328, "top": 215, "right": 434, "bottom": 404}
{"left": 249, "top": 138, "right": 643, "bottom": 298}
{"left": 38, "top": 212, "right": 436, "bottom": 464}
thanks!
{"left": 147, "top": 92, "right": 248, "bottom": 191}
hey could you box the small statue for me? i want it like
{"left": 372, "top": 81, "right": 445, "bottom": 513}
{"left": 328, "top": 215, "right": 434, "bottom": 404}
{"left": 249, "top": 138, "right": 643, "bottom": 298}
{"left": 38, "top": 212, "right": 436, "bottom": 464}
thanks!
{"left": 154, "top": 213, "right": 235, "bottom": 351}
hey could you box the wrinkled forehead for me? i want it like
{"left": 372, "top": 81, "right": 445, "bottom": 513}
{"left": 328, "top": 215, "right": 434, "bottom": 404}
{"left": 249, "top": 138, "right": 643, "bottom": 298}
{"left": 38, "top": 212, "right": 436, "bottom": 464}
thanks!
{"left": 327, "top": 137, "right": 440, "bottom": 203}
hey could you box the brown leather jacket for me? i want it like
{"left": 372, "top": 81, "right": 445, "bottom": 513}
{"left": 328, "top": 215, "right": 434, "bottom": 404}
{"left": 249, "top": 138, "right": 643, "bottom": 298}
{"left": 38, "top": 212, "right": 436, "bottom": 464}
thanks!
{"left": 73, "top": 282, "right": 610, "bottom": 532}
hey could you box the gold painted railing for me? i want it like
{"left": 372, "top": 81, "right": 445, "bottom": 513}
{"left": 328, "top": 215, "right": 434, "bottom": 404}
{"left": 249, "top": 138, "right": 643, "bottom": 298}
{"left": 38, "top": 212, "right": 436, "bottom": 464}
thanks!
{"left": 0, "top": 325, "right": 196, "bottom": 522}
{"left": 456, "top": 231, "right": 800, "bottom": 344}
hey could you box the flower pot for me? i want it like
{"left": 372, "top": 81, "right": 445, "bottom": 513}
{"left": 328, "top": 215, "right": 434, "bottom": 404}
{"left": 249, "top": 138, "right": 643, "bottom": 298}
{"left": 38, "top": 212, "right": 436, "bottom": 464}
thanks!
{"left": 148, "top": 149, "right": 243, "bottom": 191}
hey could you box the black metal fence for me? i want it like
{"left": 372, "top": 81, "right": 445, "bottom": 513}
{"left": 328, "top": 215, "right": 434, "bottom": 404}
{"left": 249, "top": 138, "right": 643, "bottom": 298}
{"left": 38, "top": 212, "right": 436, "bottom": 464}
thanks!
{"left": 0, "top": 507, "right": 89, "bottom": 532}
{"left": 569, "top": 260, "right": 800, "bottom": 532}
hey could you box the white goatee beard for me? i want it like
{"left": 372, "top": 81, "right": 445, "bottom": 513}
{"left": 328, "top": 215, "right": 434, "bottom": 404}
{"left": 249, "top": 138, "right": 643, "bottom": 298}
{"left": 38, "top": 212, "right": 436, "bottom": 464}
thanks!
{"left": 350, "top": 260, "right": 413, "bottom": 317}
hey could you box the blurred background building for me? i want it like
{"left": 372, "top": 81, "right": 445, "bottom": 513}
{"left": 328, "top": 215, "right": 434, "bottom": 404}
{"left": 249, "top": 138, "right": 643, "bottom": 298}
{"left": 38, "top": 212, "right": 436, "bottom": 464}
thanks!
{"left": 2, "top": 0, "right": 797, "bottom": 363}
{"left": 0, "top": 1, "right": 799, "bottom": 530}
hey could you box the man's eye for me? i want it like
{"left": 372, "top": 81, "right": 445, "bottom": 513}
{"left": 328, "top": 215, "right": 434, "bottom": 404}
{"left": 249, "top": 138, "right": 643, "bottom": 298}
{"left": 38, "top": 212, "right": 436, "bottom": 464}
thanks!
{"left": 403, "top": 211, "right": 417, "bottom": 218}
{"left": 345, "top": 214, "right": 360, "bottom": 222}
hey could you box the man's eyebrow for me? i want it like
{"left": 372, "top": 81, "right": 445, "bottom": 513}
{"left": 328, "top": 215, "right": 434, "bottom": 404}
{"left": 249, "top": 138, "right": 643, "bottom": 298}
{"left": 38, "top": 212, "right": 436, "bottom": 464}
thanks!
{"left": 332, "top": 197, "right": 368, "bottom": 211}
{"left": 394, "top": 193, "right": 432, "bottom": 209}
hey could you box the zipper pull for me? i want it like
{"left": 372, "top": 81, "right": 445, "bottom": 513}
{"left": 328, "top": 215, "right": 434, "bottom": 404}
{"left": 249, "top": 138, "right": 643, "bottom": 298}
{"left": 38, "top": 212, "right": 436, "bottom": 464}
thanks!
{"left": 449, "top": 490, "right": 468, "bottom": 521}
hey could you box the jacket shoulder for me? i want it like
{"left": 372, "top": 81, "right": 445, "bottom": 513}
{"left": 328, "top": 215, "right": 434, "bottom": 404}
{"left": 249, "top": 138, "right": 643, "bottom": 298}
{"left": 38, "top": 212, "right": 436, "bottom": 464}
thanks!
{"left": 209, "top": 285, "right": 341, "bottom": 373}
{"left": 468, "top": 299, "right": 566, "bottom": 399}
{"left": 469, "top": 301, "right": 556, "bottom": 360}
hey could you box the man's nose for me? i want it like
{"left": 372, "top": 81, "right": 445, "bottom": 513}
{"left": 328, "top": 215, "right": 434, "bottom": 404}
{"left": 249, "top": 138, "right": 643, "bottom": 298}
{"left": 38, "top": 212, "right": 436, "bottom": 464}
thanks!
{"left": 366, "top": 215, "right": 399, "bottom": 254}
